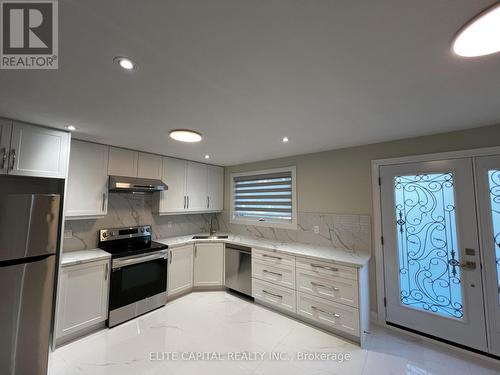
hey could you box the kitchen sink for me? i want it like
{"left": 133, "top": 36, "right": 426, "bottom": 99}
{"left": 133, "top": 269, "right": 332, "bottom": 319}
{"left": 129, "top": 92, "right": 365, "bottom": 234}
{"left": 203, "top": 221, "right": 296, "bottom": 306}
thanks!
{"left": 192, "top": 235, "right": 229, "bottom": 239}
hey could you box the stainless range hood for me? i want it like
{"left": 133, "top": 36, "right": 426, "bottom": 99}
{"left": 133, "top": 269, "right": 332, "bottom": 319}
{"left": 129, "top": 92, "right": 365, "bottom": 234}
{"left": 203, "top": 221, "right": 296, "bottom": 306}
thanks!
{"left": 108, "top": 176, "right": 168, "bottom": 193}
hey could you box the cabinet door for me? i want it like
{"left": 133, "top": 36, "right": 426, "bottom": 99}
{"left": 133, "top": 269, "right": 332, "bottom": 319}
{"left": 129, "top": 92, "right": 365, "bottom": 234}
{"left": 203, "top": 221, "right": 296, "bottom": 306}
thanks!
{"left": 158, "top": 157, "right": 187, "bottom": 213}
{"left": 9, "top": 122, "right": 70, "bottom": 178}
{"left": 186, "top": 162, "right": 208, "bottom": 211}
{"left": 108, "top": 147, "right": 138, "bottom": 177}
{"left": 137, "top": 152, "right": 162, "bottom": 179}
{"left": 66, "top": 141, "right": 109, "bottom": 218}
{"left": 55, "top": 260, "right": 109, "bottom": 341}
{"left": 0, "top": 119, "right": 12, "bottom": 175}
{"left": 193, "top": 243, "right": 224, "bottom": 286}
{"left": 168, "top": 244, "right": 193, "bottom": 297}
{"left": 207, "top": 165, "right": 224, "bottom": 211}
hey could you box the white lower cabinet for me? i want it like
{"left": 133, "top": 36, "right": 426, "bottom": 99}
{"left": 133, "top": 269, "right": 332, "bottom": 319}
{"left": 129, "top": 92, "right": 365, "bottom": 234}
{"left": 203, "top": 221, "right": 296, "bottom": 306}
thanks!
{"left": 252, "top": 278, "right": 297, "bottom": 313}
{"left": 251, "top": 248, "right": 369, "bottom": 346}
{"left": 55, "top": 259, "right": 110, "bottom": 344}
{"left": 297, "top": 292, "right": 360, "bottom": 337}
{"left": 168, "top": 244, "right": 194, "bottom": 297}
{"left": 252, "top": 258, "right": 295, "bottom": 289}
{"left": 296, "top": 268, "right": 359, "bottom": 307}
{"left": 193, "top": 243, "right": 224, "bottom": 287}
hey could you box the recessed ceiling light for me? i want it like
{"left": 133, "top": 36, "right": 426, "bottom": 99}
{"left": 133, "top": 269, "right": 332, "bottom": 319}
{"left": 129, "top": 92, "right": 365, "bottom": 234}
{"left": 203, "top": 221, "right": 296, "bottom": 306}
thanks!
{"left": 204, "top": 154, "right": 210, "bottom": 159}
{"left": 113, "top": 56, "right": 136, "bottom": 70}
{"left": 65, "top": 125, "right": 77, "bottom": 131}
{"left": 169, "top": 129, "right": 202, "bottom": 143}
{"left": 282, "top": 136, "right": 289, "bottom": 143}
{"left": 453, "top": 3, "right": 500, "bottom": 57}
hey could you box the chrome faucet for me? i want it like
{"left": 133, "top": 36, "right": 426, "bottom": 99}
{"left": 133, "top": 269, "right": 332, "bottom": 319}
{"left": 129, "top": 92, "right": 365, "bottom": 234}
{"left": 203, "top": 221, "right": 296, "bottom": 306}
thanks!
{"left": 209, "top": 215, "right": 216, "bottom": 236}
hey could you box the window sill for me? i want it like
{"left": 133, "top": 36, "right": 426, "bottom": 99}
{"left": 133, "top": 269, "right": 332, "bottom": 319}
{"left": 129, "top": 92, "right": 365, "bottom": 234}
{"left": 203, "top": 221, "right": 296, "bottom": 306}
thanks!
{"left": 230, "top": 217, "right": 297, "bottom": 230}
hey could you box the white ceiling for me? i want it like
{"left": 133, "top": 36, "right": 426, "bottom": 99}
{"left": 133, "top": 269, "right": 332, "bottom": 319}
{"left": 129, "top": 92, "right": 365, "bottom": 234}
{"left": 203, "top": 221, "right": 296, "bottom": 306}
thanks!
{"left": 1, "top": 0, "right": 499, "bottom": 166}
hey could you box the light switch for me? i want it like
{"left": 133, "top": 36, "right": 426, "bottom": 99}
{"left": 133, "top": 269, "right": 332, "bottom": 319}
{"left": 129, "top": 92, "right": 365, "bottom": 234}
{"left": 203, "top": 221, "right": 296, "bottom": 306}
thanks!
{"left": 313, "top": 226, "right": 320, "bottom": 234}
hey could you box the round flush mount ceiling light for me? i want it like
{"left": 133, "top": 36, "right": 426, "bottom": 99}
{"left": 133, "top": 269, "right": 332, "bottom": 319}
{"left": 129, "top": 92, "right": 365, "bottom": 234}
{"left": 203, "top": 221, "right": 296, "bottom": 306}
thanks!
{"left": 169, "top": 129, "right": 202, "bottom": 143}
{"left": 282, "top": 136, "right": 289, "bottom": 143}
{"left": 113, "top": 56, "right": 136, "bottom": 70}
{"left": 204, "top": 154, "right": 210, "bottom": 159}
{"left": 65, "top": 125, "right": 77, "bottom": 131}
{"left": 452, "top": 3, "right": 500, "bottom": 57}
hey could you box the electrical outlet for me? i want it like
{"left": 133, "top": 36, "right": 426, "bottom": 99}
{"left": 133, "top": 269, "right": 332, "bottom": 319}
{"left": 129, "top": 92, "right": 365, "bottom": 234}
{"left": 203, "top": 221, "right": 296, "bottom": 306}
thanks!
{"left": 313, "top": 226, "right": 320, "bottom": 234}
{"left": 64, "top": 229, "right": 73, "bottom": 238}
{"left": 167, "top": 221, "right": 173, "bottom": 228}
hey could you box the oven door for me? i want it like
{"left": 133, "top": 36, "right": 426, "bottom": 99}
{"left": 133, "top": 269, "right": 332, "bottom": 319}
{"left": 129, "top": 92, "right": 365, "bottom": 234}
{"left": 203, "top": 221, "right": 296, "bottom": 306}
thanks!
{"left": 110, "top": 250, "right": 168, "bottom": 311}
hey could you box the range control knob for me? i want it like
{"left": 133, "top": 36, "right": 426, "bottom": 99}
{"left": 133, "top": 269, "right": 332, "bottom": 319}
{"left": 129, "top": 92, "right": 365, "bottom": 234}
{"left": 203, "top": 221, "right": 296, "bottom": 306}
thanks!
{"left": 102, "top": 232, "right": 108, "bottom": 238}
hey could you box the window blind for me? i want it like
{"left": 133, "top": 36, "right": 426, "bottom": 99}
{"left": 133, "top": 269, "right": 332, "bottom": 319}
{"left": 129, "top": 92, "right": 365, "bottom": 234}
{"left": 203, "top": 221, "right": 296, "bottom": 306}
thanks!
{"left": 233, "top": 171, "right": 293, "bottom": 223}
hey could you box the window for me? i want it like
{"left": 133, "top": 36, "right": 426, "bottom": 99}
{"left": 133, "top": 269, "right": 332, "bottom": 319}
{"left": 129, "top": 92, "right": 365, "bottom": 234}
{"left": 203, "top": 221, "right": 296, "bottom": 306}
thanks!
{"left": 230, "top": 166, "right": 297, "bottom": 229}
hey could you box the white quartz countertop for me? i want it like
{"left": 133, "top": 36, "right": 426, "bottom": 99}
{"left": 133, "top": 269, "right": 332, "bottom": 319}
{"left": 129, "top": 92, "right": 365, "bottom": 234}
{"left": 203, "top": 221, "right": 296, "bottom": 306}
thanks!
{"left": 157, "top": 234, "right": 370, "bottom": 268}
{"left": 61, "top": 249, "right": 111, "bottom": 267}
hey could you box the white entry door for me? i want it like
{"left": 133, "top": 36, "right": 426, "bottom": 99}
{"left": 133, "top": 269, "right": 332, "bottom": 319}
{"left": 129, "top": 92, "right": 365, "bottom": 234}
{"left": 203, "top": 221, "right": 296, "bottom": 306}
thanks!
{"left": 380, "top": 158, "right": 488, "bottom": 351}
{"left": 475, "top": 155, "right": 500, "bottom": 356}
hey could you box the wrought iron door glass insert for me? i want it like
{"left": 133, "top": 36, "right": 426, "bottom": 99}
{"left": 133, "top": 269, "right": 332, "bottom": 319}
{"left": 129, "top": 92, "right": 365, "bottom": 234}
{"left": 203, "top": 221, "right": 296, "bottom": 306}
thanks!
{"left": 487, "top": 169, "right": 500, "bottom": 302}
{"left": 394, "top": 173, "right": 463, "bottom": 319}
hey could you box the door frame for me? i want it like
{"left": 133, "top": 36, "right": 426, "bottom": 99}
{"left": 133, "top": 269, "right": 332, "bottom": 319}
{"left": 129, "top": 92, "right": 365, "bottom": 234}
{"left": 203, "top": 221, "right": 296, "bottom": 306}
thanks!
{"left": 372, "top": 145, "right": 500, "bottom": 327}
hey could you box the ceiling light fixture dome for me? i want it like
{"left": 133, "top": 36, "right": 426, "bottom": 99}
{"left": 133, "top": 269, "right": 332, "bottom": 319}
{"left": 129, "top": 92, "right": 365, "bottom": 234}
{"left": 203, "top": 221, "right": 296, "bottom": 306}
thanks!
{"left": 169, "top": 129, "right": 202, "bottom": 143}
{"left": 452, "top": 3, "right": 500, "bottom": 57}
{"left": 113, "top": 56, "right": 136, "bottom": 70}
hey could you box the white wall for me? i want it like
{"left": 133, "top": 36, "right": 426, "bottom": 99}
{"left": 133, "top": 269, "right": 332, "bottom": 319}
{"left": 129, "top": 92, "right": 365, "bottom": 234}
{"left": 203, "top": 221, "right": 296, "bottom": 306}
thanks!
{"left": 224, "top": 123, "right": 500, "bottom": 312}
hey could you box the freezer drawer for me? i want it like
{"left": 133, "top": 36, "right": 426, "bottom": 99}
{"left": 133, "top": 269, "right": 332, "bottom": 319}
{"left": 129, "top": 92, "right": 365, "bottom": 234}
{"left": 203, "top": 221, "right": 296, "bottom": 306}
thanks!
{"left": 0, "top": 255, "right": 56, "bottom": 375}
{"left": 224, "top": 244, "right": 252, "bottom": 296}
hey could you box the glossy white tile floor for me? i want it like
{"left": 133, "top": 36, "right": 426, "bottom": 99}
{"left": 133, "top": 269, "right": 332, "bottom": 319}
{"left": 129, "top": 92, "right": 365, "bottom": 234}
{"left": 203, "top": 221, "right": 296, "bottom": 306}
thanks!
{"left": 49, "top": 291, "right": 500, "bottom": 375}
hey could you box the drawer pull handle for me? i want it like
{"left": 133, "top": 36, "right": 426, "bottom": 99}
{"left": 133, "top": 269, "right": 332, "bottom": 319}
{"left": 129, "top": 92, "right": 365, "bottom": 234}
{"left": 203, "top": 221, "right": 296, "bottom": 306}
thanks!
{"left": 311, "top": 264, "right": 339, "bottom": 272}
{"left": 263, "top": 270, "right": 282, "bottom": 277}
{"left": 312, "top": 306, "right": 340, "bottom": 318}
{"left": 311, "top": 281, "right": 339, "bottom": 291}
{"left": 262, "top": 254, "right": 282, "bottom": 261}
{"left": 262, "top": 290, "right": 283, "bottom": 299}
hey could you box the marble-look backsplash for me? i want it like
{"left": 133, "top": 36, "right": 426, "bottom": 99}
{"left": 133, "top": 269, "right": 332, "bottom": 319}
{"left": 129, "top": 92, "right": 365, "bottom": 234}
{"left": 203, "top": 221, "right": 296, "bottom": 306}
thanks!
{"left": 217, "top": 211, "right": 371, "bottom": 253}
{"left": 63, "top": 193, "right": 371, "bottom": 254}
{"left": 63, "top": 193, "right": 215, "bottom": 251}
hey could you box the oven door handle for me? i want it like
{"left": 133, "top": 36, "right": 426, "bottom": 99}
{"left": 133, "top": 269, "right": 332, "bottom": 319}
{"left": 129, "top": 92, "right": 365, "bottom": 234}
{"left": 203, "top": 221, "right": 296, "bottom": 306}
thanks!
{"left": 112, "top": 250, "right": 168, "bottom": 269}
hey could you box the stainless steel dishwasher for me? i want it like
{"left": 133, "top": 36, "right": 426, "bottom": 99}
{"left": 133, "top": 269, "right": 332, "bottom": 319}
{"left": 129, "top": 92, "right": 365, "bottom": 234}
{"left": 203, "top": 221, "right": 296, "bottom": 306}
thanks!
{"left": 224, "top": 243, "right": 252, "bottom": 297}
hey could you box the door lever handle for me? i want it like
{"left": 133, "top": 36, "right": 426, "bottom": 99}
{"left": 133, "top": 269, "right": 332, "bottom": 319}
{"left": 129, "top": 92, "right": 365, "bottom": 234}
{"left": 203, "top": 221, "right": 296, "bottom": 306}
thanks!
{"left": 459, "top": 261, "right": 476, "bottom": 270}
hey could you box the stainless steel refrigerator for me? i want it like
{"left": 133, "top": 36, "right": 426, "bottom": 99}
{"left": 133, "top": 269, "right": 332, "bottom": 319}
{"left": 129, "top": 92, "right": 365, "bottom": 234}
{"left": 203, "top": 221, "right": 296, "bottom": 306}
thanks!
{"left": 0, "top": 194, "right": 61, "bottom": 375}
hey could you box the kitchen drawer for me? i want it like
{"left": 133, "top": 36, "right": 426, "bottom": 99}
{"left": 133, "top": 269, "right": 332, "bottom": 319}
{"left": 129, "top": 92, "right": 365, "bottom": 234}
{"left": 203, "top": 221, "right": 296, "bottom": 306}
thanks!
{"left": 296, "top": 268, "right": 358, "bottom": 308}
{"left": 296, "top": 257, "right": 357, "bottom": 281}
{"left": 252, "top": 248, "right": 295, "bottom": 268}
{"left": 252, "top": 259, "right": 295, "bottom": 289}
{"left": 297, "top": 292, "right": 360, "bottom": 337}
{"left": 252, "top": 278, "right": 296, "bottom": 313}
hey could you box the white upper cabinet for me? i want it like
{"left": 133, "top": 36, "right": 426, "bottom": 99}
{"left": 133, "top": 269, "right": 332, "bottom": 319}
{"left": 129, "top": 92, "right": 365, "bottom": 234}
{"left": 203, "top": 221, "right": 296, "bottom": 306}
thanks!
{"left": 108, "top": 147, "right": 138, "bottom": 177}
{"left": 186, "top": 161, "right": 208, "bottom": 211}
{"left": 8, "top": 121, "right": 70, "bottom": 178}
{"left": 0, "top": 119, "right": 12, "bottom": 175}
{"left": 137, "top": 152, "right": 162, "bottom": 179}
{"left": 66, "top": 140, "right": 109, "bottom": 219}
{"left": 207, "top": 165, "right": 224, "bottom": 211}
{"left": 156, "top": 158, "right": 224, "bottom": 215}
{"left": 157, "top": 156, "right": 187, "bottom": 213}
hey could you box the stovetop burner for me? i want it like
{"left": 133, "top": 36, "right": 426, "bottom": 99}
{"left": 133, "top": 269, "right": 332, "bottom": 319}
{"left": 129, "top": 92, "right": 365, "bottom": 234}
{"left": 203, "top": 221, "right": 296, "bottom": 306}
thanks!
{"left": 98, "top": 225, "right": 168, "bottom": 259}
